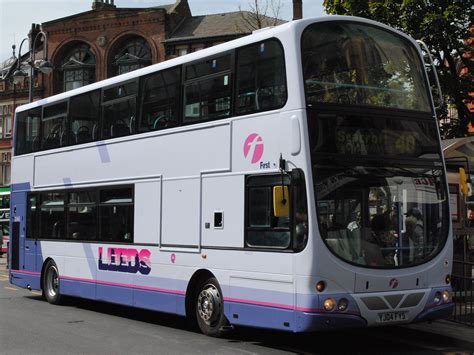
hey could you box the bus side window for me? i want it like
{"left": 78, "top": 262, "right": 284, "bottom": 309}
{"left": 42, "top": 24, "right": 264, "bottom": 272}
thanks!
{"left": 42, "top": 101, "right": 68, "bottom": 150}
{"left": 15, "top": 108, "right": 41, "bottom": 155}
{"left": 40, "top": 192, "right": 65, "bottom": 239}
{"left": 183, "top": 54, "right": 232, "bottom": 123}
{"left": 139, "top": 67, "right": 181, "bottom": 133}
{"left": 70, "top": 90, "right": 100, "bottom": 145}
{"left": 235, "top": 39, "right": 287, "bottom": 115}
{"left": 67, "top": 190, "right": 97, "bottom": 241}
{"left": 99, "top": 187, "right": 134, "bottom": 243}
{"left": 102, "top": 81, "right": 137, "bottom": 140}
{"left": 26, "top": 193, "right": 39, "bottom": 239}
{"left": 246, "top": 175, "right": 291, "bottom": 249}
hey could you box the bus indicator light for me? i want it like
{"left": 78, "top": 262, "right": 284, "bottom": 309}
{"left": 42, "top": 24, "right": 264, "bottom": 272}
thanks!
{"left": 316, "top": 281, "right": 326, "bottom": 292}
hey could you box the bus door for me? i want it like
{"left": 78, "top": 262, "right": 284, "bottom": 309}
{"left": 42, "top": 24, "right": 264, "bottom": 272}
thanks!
{"left": 11, "top": 191, "right": 36, "bottom": 271}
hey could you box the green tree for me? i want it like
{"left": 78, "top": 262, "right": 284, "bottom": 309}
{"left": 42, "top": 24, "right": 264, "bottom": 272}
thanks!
{"left": 323, "top": 0, "right": 473, "bottom": 138}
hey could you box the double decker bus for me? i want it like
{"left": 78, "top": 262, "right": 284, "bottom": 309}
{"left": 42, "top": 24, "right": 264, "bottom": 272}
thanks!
{"left": 10, "top": 16, "right": 453, "bottom": 336}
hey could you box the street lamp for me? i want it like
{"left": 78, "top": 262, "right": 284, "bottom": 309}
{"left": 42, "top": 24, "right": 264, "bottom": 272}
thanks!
{"left": 12, "top": 26, "right": 52, "bottom": 103}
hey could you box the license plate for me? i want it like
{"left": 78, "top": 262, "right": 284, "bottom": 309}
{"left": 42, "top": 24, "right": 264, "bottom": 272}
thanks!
{"left": 376, "top": 311, "right": 408, "bottom": 323}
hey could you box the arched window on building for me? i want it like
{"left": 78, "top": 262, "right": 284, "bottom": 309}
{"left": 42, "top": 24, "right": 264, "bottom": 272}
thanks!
{"left": 110, "top": 36, "right": 152, "bottom": 77}
{"left": 60, "top": 43, "right": 96, "bottom": 92}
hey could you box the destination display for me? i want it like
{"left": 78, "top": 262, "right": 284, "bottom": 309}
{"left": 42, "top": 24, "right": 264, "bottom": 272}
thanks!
{"left": 335, "top": 128, "right": 417, "bottom": 156}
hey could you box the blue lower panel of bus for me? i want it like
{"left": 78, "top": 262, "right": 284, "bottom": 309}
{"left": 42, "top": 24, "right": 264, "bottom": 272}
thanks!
{"left": 9, "top": 271, "right": 41, "bottom": 290}
{"left": 133, "top": 288, "right": 185, "bottom": 315}
{"left": 61, "top": 279, "right": 96, "bottom": 300}
{"left": 226, "top": 301, "right": 295, "bottom": 331}
{"left": 294, "top": 311, "right": 367, "bottom": 332}
{"left": 413, "top": 303, "right": 454, "bottom": 323}
{"left": 60, "top": 278, "right": 186, "bottom": 316}
{"left": 97, "top": 283, "right": 134, "bottom": 306}
{"left": 225, "top": 301, "right": 367, "bottom": 332}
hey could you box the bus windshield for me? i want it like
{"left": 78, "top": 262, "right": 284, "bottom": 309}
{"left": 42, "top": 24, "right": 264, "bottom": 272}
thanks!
{"left": 302, "top": 22, "right": 449, "bottom": 268}
{"left": 315, "top": 161, "right": 448, "bottom": 268}
{"left": 301, "top": 21, "right": 431, "bottom": 112}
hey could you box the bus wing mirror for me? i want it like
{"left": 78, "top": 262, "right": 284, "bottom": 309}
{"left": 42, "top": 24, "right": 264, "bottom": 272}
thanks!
{"left": 459, "top": 167, "right": 471, "bottom": 196}
{"left": 273, "top": 185, "right": 289, "bottom": 218}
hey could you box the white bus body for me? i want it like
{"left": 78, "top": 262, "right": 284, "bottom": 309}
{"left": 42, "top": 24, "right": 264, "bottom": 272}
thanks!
{"left": 10, "top": 16, "right": 453, "bottom": 335}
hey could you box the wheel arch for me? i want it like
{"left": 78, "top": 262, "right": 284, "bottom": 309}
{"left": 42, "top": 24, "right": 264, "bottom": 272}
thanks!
{"left": 185, "top": 269, "right": 216, "bottom": 318}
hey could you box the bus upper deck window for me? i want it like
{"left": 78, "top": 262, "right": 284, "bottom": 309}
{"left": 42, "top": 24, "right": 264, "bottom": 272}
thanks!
{"left": 139, "top": 67, "right": 181, "bottom": 133}
{"left": 235, "top": 39, "right": 287, "bottom": 115}
{"left": 15, "top": 108, "right": 41, "bottom": 155}
{"left": 42, "top": 101, "right": 68, "bottom": 150}
{"left": 70, "top": 90, "right": 100, "bottom": 145}
{"left": 102, "top": 81, "right": 137, "bottom": 139}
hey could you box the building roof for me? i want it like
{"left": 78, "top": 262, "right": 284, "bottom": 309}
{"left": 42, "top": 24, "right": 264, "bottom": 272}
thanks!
{"left": 166, "top": 11, "right": 286, "bottom": 43}
{"left": 0, "top": 55, "right": 17, "bottom": 81}
{"left": 151, "top": 4, "right": 174, "bottom": 12}
{"left": 43, "top": 4, "right": 174, "bottom": 26}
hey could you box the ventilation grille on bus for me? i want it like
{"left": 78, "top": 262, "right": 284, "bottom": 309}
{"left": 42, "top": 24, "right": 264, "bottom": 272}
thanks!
{"left": 361, "top": 293, "right": 424, "bottom": 310}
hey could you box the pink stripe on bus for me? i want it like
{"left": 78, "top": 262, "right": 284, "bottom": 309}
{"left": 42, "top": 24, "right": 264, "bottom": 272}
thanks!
{"left": 225, "top": 296, "right": 302, "bottom": 311}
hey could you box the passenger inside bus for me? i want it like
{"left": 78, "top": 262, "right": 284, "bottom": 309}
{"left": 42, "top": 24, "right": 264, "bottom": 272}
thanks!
{"left": 363, "top": 213, "right": 392, "bottom": 266}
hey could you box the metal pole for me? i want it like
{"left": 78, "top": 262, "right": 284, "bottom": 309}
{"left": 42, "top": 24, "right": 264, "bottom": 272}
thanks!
{"left": 28, "top": 56, "right": 33, "bottom": 103}
{"left": 28, "top": 29, "right": 49, "bottom": 103}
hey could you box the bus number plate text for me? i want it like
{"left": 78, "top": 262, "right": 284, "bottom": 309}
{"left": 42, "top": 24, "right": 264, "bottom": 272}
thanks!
{"left": 376, "top": 311, "right": 408, "bottom": 323}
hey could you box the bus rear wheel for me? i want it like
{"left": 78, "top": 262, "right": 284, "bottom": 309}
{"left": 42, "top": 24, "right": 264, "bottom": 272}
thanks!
{"left": 195, "top": 277, "right": 228, "bottom": 337}
{"left": 43, "top": 260, "right": 62, "bottom": 305}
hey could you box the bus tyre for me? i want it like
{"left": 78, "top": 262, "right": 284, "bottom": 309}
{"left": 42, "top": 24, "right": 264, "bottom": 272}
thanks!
{"left": 43, "top": 260, "right": 62, "bottom": 305}
{"left": 195, "top": 277, "right": 228, "bottom": 337}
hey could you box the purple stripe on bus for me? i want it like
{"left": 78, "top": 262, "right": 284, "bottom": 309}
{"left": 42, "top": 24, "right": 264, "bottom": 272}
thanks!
{"left": 96, "top": 142, "right": 111, "bottom": 163}
{"left": 61, "top": 274, "right": 186, "bottom": 295}
{"left": 11, "top": 269, "right": 40, "bottom": 276}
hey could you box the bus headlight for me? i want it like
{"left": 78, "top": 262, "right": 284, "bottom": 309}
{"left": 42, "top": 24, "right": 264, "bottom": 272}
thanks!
{"left": 323, "top": 298, "right": 336, "bottom": 311}
{"left": 337, "top": 298, "right": 349, "bottom": 311}
{"left": 433, "top": 292, "right": 442, "bottom": 305}
{"left": 442, "top": 290, "right": 450, "bottom": 303}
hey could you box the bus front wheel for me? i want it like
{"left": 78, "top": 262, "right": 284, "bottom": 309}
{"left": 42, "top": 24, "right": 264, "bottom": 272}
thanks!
{"left": 43, "top": 260, "right": 62, "bottom": 305}
{"left": 195, "top": 277, "right": 228, "bottom": 337}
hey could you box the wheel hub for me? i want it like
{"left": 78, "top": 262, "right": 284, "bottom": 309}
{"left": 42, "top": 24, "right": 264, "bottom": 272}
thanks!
{"left": 197, "top": 284, "right": 221, "bottom": 324}
{"left": 47, "top": 266, "right": 58, "bottom": 298}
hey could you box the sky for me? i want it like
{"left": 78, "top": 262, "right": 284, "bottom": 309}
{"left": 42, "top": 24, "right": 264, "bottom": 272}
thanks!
{"left": 0, "top": 0, "right": 326, "bottom": 61}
